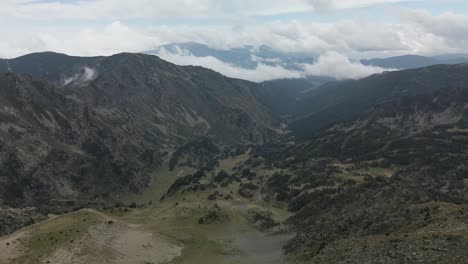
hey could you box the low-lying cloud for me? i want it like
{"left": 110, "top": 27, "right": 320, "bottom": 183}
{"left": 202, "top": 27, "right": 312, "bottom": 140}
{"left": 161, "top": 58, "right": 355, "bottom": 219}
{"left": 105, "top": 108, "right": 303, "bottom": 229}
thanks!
{"left": 156, "top": 47, "right": 303, "bottom": 82}
{"left": 63, "top": 67, "right": 97, "bottom": 86}
{"left": 155, "top": 48, "right": 392, "bottom": 82}
{"left": 301, "top": 52, "right": 392, "bottom": 79}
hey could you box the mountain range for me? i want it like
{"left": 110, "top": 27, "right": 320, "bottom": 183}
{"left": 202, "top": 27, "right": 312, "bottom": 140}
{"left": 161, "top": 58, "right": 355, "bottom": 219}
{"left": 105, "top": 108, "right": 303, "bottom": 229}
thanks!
{"left": 146, "top": 42, "right": 468, "bottom": 74}
{"left": 361, "top": 54, "right": 468, "bottom": 69}
{"left": 290, "top": 63, "right": 468, "bottom": 137}
{"left": 0, "top": 52, "right": 276, "bottom": 212}
{"left": 146, "top": 42, "right": 315, "bottom": 71}
{"left": 2, "top": 50, "right": 468, "bottom": 263}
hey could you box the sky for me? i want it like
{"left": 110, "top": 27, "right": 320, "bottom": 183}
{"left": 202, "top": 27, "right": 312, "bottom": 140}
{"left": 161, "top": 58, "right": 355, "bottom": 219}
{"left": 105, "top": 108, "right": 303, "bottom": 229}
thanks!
{"left": 2, "top": 0, "right": 468, "bottom": 81}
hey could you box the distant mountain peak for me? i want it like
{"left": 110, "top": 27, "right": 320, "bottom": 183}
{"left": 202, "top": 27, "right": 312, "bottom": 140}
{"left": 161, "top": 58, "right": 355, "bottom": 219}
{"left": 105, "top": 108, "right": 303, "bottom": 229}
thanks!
{"left": 145, "top": 42, "right": 316, "bottom": 72}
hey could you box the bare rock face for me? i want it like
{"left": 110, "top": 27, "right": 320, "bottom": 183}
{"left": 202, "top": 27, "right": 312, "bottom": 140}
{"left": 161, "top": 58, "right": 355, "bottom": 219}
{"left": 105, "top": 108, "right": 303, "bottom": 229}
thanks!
{"left": 0, "top": 207, "right": 47, "bottom": 236}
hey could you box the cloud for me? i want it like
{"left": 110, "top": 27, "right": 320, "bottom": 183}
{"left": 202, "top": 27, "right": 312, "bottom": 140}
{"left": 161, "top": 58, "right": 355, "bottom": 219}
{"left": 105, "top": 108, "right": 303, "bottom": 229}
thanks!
{"left": 307, "top": 0, "right": 334, "bottom": 12}
{"left": 0, "top": 1, "right": 464, "bottom": 84}
{"left": 301, "top": 52, "right": 393, "bottom": 79}
{"left": 155, "top": 47, "right": 392, "bottom": 81}
{"left": 0, "top": 12, "right": 465, "bottom": 60}
{"left": 397, "top": 8, "right": 468, "bottom": 53}
{"left": 1, "top": 3, "right": 467, "bottom": 64}
{"left": 155, "top": 47, "right": 303, "bottom": 82}
{"left": 63, "top": 67, "right": 97, "bottom": 86}
{"left": 0, "top": 21, "right": 159, "bottom": 58}
{"left": 0, "top": 0, "right": 420, "bottom": 22}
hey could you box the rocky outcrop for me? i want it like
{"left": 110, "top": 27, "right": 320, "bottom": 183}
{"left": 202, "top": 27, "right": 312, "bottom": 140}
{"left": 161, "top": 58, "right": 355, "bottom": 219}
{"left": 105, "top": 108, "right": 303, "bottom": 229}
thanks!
{"left": 0, "top": 207, "right": 47, "bottom": 236}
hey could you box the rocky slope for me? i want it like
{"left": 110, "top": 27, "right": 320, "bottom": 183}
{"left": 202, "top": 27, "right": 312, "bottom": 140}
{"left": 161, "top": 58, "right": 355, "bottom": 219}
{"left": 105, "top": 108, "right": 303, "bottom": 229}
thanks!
{"left": 0, "top": 207, "right": 47, "bottom": 237}
{"left": 4, "top": 52, "right": 468, "bottom": 263}
{"left": 0, "top": 52, "right": 278, "bottom": 235}
{"left": 290, "top": 63, "right": 468, "bottom": 137}
{"left": 247, "top": 65, "right": 468, "bottom": 263}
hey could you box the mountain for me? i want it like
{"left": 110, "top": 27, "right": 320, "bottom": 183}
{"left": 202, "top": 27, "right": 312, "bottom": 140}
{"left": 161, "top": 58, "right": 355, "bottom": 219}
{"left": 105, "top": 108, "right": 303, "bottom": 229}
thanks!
{"left": 145, "top": 43, "right": 468, "bottom": 75}
{"left": 295, "top": 86, "right": 468, "bottom": 163}
{"left": 249, "top": 64, "right": 468, "bottom": 263}
{"left": 0, "top": 52, "right": 278, "bottom": 219}
{"left": 146, "top": 42, "right": 315, "bottom": 71}
{"left": 432, "top": 53, "right": 468, "bottom": 60}
{"left": 0, "top": 52, "right": 102, "bottom": 84}
{"left": 252, "top": 76, "right": 335, "bottom": 116}
{"left": 147, "top": 43, "right": 468, "bottom": 73}
{"left": 4, "top": 51, "right": 468, "bottom": 263}
{"left": 361, "top": 54, "right": 468, "bottom": 69}
{"left": 290, "top": 63, "right": 468, "bottom": 138}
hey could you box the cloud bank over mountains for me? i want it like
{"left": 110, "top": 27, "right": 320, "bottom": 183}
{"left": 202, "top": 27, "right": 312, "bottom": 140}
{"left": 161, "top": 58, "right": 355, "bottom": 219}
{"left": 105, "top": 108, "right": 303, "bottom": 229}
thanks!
{"left": 153, "top": 46, "right": 390, "bottom": 82}
{"left": 2, "top": 9, "right": 467, "bottom": 58}
{"left": 155, "top": 47, "right": 303, "bottom": 82}
{"left": 302, "top": 52, "right": 393, "bottom": 80}
{"left": 1, "top": 0, "right": 467, "bottom": 81}
{"left": 1, "top": 1, "right": 467, "bottom": 59}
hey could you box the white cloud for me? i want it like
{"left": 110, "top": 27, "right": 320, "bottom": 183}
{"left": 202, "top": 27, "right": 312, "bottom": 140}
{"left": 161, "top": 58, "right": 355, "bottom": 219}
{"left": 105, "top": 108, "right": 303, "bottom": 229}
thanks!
{"left": 397, "top": 8, "right": 468, "bottom": 54}
{"left": 0, "top": 2, "right": 467, "bottom": 76}
{"left": 307, "top": 0, "right": 334, "bottom": 12}
{"left": 0, "top": 21, "right": 159, "bottom": 58}
{"left": 63, "top": 67, "right": 97, "bottom": 86}
{"left": 301, "top": 52, "right": 393, "bottom": 79}
{"left": 2, "top": 8, "right": 468, "bottom": 60}
{"left": 0, "top": 0, "right": 420, "bottom": 21}
{"left": 155, "top": 47, "right": 303, "bottom": 82}
{"left": 154, "top": 47, "right": 392, "bottom": 81}
{"left": 0, "top": 18, "right": 404, "bottom": 58}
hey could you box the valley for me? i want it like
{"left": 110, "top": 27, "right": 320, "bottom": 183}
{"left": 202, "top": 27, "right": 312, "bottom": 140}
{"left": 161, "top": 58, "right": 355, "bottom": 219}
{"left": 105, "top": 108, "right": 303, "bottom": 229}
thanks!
{"left": 0, "top": 152, "right": 294, "bottom": 264}
{"left": 2, "top": 52, "right": 468, "bottom": 263}
{"left": 4, "top": 1, "right": 468, "bottom": 263}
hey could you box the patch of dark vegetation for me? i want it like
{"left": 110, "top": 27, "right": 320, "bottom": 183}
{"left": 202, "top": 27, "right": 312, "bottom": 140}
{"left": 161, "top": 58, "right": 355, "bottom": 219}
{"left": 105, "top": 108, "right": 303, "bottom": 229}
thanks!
{"left": 169, "top": 138, "right": 220, "bottom": 171}
{"left": 166, "top": 170, "right": 205, "bottom": 196}
{"left": 289, "top": 161, "right": 339, "bottom": 189}
{"left": 208, "top": 191, "right": 223, "bottom": 200}
{"left": 185, "top": 183, "right": 216, "bottom": 192}
{"left": 238, "top": 182, "right": 259, "bottom": 198}
{"left": 247, "top": 208, "right": 279, "bottom": 231}
{"left": 213, "top": 170, "right": 240, "bottom": 186}
{"left": 219, "top": 145, "right": 250, "bottom": 159}
{"left": 262, "top": 173, "right": 294, "bottom": 202}
{"left": 240, "top": 168, "right": 257, "bottom": 180}
{"left": 198, "top": 205, "right": 228, "bottom": 224}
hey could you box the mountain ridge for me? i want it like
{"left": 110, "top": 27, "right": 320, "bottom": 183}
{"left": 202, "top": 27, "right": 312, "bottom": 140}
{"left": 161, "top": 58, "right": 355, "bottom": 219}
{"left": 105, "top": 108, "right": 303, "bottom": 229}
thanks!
{"left": 361, "top": 54, "right": 468, "bottom": 69}
{"left": 290, "top": 63, "right": 468, "bottom": 138}
{"left": 0, "top": 52, "right": 278, "bottom": 220}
